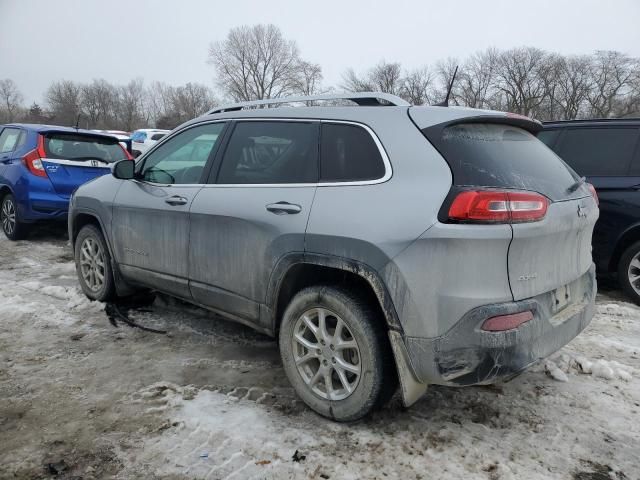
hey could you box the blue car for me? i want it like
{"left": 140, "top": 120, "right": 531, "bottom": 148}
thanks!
{"left": 0, "top": 124, "right": 131, "bottom": 240}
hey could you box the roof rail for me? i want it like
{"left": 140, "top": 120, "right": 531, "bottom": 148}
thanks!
{"left": 543, "top": 117, "right": 640, "bottom": 124}
{"left": 207, "top": 92, "right": 411, "bottom": 114}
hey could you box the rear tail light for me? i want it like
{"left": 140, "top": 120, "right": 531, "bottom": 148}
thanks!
{"left": 587, "top": 183, "right": 598, "bottom": 206}
{"left": 448, "top": 190, "right": 548, "bottom": 224}
{"left": 481, "top": 311, "right": 533, "bottom": 332}
{"left": 22, "top": 135, "right": 47, "bottom": 178}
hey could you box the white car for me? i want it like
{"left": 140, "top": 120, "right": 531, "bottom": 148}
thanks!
{"left": 130, "top": 129, "right": 170, "bottom": 157}
{"left": 93, "top": 130, "right": 132, "bottom": 153}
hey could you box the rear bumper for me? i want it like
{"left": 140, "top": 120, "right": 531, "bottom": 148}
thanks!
{"left": 403, "top": 265, "right": 596, "bottom": 386}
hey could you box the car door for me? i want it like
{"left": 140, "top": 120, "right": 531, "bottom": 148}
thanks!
{"left": 188, "top": 120, "right": 319, "bottom": 328}
{"left": 552, "top": 126, "right": 640, "bottom": 271}
{"left": 111, "top": 121, "right": 228, "bottom": 298}
{"left": 0, "top": 127, "right": 25, "bottom": 181}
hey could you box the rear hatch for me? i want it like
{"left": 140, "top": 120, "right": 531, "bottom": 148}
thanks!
{"left": 41, "top": 132, "right": 129, "bottom": 198}
{"left": 416, "top": 111, "right": 598, "bottom": 301}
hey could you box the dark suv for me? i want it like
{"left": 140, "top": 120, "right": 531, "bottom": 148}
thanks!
{"left": 539, "top": 119, "right": 640, "bottom": 303}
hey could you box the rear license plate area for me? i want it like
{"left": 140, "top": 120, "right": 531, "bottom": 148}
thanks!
{"left": 552, "top": 284, "right": 570, "bottom": 313}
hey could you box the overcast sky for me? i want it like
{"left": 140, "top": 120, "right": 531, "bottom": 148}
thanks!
{"left": 2, "top": 0, "right": 640, "bottom": 104}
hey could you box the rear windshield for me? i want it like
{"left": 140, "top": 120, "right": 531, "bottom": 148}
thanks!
{"left": 428, "top": 123, "right": 580, "bottom": 201}
{"left": 44, "top": 133, "right": 127, "bottom": 163}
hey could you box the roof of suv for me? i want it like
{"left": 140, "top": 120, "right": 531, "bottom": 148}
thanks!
{"left": 543, "top": 118, "right": 640, "bottom": 128}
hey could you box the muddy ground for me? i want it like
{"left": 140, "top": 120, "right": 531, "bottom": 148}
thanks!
{"left": 0, "top": 226, "right": 638, "bottom": 479}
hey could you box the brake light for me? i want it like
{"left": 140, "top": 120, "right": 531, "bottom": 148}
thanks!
{"left": 481, "top": 311, "right": 533, "bottom": 332}
{"left": 587, "top": 183, "right": 598, "bottom": 206}
{"left": 448, "top": 190, "right": 548, "bottom": 224}
{"left": 22, "top": 135, "right": 47, "bottom": 177}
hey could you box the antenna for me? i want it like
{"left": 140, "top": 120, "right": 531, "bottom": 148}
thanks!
{"left": 434, "top": 65, "right": 459, "bottom": 107}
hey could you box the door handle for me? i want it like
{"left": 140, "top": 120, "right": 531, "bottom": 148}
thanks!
{"left": 266, "top": 202, "right": 302, "bottom": 215}
{"left": 165, "top": 195, "right": 188, "bottom": 206}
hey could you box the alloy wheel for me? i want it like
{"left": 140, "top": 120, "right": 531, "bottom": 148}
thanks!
{"left": 292, "top": 307, "right": 361, "bottom": 401}
{"left": 79, "top": 237, "right": 106, "bottom": 292}
{"left": 1, "top": 198, "right": 16, "bottom": 236}
{"left": 628, "top": 252, "right": 640, "bottom": 296}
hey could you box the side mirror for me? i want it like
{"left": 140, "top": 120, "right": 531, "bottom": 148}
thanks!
{"left": 112, "top": 159, "right": 135, "bottom": 180}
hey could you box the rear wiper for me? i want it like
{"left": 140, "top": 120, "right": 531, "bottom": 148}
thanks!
{"left": 567, "top": 176, "right": 586, "bottom": 193}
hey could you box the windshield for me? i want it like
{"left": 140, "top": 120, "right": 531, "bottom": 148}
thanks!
{"left": 44, "top": 133, "right": 127, "bottom": 163}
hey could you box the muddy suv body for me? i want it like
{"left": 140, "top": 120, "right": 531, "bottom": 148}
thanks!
{"left": 69, "top": 93, "right": 598, "bottom": 421}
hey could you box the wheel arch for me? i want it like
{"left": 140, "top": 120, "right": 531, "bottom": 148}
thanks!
{"left": 610, "top": 223, "right": 640, "bottom": 273}
{"left": 267, "top": 253, "right": 403, "bottom": 336}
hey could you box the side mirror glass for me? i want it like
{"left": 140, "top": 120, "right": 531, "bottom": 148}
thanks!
{"left": 112, "top": 159, "right": 135, "bottom": 180}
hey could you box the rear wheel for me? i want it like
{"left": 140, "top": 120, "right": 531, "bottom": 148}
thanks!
{"left": 279, "top": 285, "right": 395, "bottom": 421}
{"left": 1, "top": 193, "right": 29, "bottom": 241}
{"left": 618, "top": 241, "right": 640, "bottom": 305}
{"left": 74, "top": 224, "right": 115, "bottom": 302}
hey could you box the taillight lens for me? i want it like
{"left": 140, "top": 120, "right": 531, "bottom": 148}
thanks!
{"left": 587, "top": 183, "right": 598, "bottom": 206}
{"left": 448, "top": 190, "right": 548, "bottom": 224}
{"left": 22, "top": 135, "right": 47, "bottom": 178}
{"left": 481, "top": 311, "right": 533, "bottom": 332}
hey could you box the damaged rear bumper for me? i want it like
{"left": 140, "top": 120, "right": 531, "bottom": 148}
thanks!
{"left": 391, "top": 265, "right": 596, "bottom": 404}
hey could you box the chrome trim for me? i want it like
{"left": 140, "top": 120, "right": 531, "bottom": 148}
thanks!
{"left": 135, "top": 118, "right": 392, "bottom": 189}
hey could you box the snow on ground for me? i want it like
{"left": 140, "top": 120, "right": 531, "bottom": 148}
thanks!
{"left": 0, "top": 225, "right": 639, "bottom": 479}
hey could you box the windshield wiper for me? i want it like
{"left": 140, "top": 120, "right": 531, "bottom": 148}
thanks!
{"left": 567, "top": 176, "right": 586, "bottom": 193}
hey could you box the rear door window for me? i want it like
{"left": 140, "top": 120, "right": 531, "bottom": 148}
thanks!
{"left": 426, "top": 123, "right": 580, "bottom": 201}
{"left": 0, "top": 128, "right": 23, "bottom": 153}
{"left": 320, "top": 123, "right": 386, "bottom": 182}
{"left": 44, "top": 133, "right": 127, "bottom": 163}
{"left": 150, "top": 133, "right": 166, "bottom": 141}
{"left": 555, "top": 127, "right": 640, "bottom": 176}
{"left": 216, "top": 121, "right": 318, "bottom": 184}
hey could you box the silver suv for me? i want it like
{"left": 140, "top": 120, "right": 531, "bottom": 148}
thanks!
{"left": 69, "top": 93, "right": 598, "bottom": 421}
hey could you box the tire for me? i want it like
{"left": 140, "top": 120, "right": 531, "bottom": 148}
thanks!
{"left": 1, "top": 193, "right": 29, "bottom": 241}
{"left": 617, "top": 240, "right": 640, "bottom": 305}
{"left": 74, "top": 224, "right": 115, "bottom": 302}
{"left": 279, "top": 285, "right": 396, "bottom": 421}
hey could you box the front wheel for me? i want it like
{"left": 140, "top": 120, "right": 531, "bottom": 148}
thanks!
{"left": 1, "top": 193, "right": 29, "bottom": 240}
{"left": 74, "top": 224, "right": 115, "bottom": 302}
{"left": 618, "top": 241, "right": 640, "bottom": 305}
{"left": 279, "top": 285, "right": 396, "bottom": 421}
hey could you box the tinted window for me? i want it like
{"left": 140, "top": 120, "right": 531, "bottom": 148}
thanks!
{"left": 151, "top": 133, "right": 166, "bottom": 141}
{"left": 556, "top": 127, "right": 639, "bottom": 176}
{"left": 320, "top": 123, "right": 386, "bottom": 182}
{"left": 140, "top": 123, "right": 225, "bottom": 184}
{"left": 217, "top": 121, "right": 318, "bottom": 184}
{"left": 537, "top": 129, "right": 560, "bottom": 148}
{"left": 0, "top": 128, "right": 22, "bottom": 153}
{"left": 429, "top": 123, "right": 579, "bottom": 201}
{"left": 44, "top": 133, "right": 127, "bottom": 163}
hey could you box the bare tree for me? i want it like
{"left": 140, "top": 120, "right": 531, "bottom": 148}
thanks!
{"left": 294, "top": 61, "right": 323, "bottom": 96}
{"left": 551, "top": 55, "right": 593, "bottom": 120}
{"left": 494, "top": 47, "right": 554, "bottom": 117}
{"left": 400, "top": 67, "right": 435, "bottom": 105}
{"left": 116, "top": 79, "right": 146, "bottom": 131}
{"left": 172, "top": 82, "right": 216, "bottom": 119}
{"left": 457, "top": 48, "right": 499, "bottom": 109}
{"left": 208, "top": 24, "right": 307, "bottom": 101}
{"left": 0, "top": 79, "right": 24, "bottom": 122}
{"left": 341, "top": 68, "right": 374, "bottom": 92}
{"left": 46, "top": 80, "right": 82, "bottom": 126}
{"left": 587, "top": 50, "right": 635, "bottom": 117}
